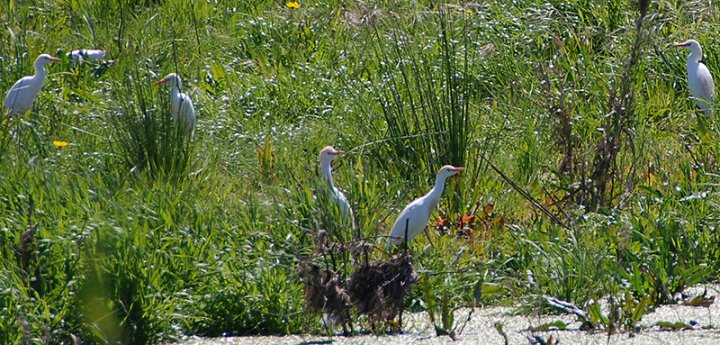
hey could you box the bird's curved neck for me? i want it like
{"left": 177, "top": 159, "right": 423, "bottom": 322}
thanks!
{"left": 169, "top": 81, "right": 181, "bottom": 99}
{"left": 321, "top": 160, "right": 335, "bottom": 188}
{"left": 688, "top": 47, "right": 703, "bottom": 64}
{"left": 428, "top": 174, "right": 449, "bottom": 199}
{"left": 33, "top": 61, "right": 47, "bottom": 81}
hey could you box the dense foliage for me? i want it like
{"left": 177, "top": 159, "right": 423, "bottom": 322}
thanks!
{"left": 1, "top": 0, "right": 720, "bottom": 343}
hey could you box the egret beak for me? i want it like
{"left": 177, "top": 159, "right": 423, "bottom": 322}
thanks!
{"left": 50, "top": 57, "right": 61, "bottom": 62}
{"left": 333, "top": 149, "right": 345, "bottom": 155}
{"left": 153, "top": 78, "right": 168, "bottom": 86}
{"left": 453, "top": 167, "right": 464, "bottom": 180}
{"left": 674, "top": 42, "right": 691, "bottom": 47}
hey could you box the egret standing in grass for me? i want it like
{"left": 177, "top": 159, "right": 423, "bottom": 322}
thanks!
{"left": 4, "top": 54, "right": 60, "bottom": 116}
{"left": 387, "top": 165, "right": 464, "bottom": 247}
{"left": 319, "top": 146, "right": 355, "bottom": 229}
{"left": 153, "top": 73, "right": 196, "bottom": 138}
{"left": 675, "top": 39, "right": 715, "bottom": 114}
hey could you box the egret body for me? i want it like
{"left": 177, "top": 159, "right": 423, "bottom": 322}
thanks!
{"left": 319, "top": 146, "right": 354, "bottom": 225}
{"left": 65, "top": 49, "right": 106, "bottom": 66}
{"left": 3, "top": 54, "right": 60, "bottom": 116}
{"left": 387, "top": 165, "right": 464, "bottom": 247}
{"left": 675, "top": 39, "right": 715, "bottom": 114}
{"left": 154, "top": 73, "right": 196, "bottom": 138}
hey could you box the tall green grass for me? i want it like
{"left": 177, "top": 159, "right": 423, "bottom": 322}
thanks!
{"left": 2, "top": 0, "right": 720, "bottom": 342}
{"left": 370, "top": 11, "right": 475, "bottom": 179}
{"left": 109, "top": 69, "right": 192, "bottom": 180}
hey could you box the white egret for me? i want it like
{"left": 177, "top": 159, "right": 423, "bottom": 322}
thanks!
{"left": 675, "top": 39, "right": 715, "bottom": 114}
{"left": 3, "top": 54, "right": 60, "bottom": 116}
{"left": 65, "top": 49, "right": 106, "bottom": 66}
{"left": 319, "top": 146, "right": 354, "bottom": 226}
{"left": 387, "top": 165, "right": 464, "bottom": 247}
{"left": 153, "top": 73, "right": 196, "bottom": 138}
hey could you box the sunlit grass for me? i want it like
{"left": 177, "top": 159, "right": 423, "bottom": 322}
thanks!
{"left": 1, "top": 0, "right": 720, "bottom": 342}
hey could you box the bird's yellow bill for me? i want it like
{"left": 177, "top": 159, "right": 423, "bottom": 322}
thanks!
{"left": 454, "top": 167, "right": 464, "bottom": 180}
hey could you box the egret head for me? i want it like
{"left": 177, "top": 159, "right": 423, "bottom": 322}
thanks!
{"left": 35, "top": 54, "right": 60, "bottom": 65}
{"left": 153, "top": 73, "right": 182, "bottom": 88}
{"left": 437, "top": 165, "right": 464, "bottom": 181}
{"left": 674, "top": 39, "right": 703, "bottom": 57}
{"left": 319, "top": 146, "right": 343, "bottom": 166}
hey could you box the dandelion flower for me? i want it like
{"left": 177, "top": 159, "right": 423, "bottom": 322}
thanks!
{"left": 53, "top": 140, "right": 69, "bottom": 148}
{"left": 286, "top": 1, "right": 300, "bottom": 9}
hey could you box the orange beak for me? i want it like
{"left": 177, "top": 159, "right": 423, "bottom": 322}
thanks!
{"left": 453, "top": 167, "right": 464, "bottom": 180}
{"left": 50, "top": 56, "right": 61, "bottom": 62}
{"left": 153, "top": 78, "right": 167, "bottom": 86}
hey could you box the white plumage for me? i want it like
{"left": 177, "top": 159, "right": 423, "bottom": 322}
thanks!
{"left": 154, "top": 73, "right": 196, "bottom": 138}
{"left": 66, "top": 49, "right": 106, "bottom": 66}
{"left": 3, "top": 54, "right": 60, "bottom": 116}
{"left": 387, "top": 165, "right": 464, "bottom": 247}
{"left": 675, "top": 39, "right": 715, "bottom": 114}
{"left": 319, "top": 146, "right": 354, "bottom": 226}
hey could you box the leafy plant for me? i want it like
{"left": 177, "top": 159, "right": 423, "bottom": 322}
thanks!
{"left": 371, "top": 10, "right": 474, "bottom": 180}
{"left": 109, "top": 69, "right": 193, "bottom": 181}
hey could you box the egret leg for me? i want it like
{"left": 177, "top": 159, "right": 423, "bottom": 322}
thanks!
{"left": 400, "top": 218, "right": 410, "bottom": 332}
{"left": 403, "top": 218, "right": 409, "bottom": 256}
{"left": 423, "top": 227, "right": 435, "bottom": 248}
{"left": 398, "top": 301, "right": 404, "bottom": 333}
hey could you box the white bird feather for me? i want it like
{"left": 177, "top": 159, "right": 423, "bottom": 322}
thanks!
{"left": 154, "top": 73, "right": 197, "bottom": 138}
{"left": 4, "top": 54, "right": 60, "bottom": 116}
{"left": 319, "top": 146, "right": 354, "bottom": 227}
{"left": 387, "top": 165, "right": 464, "bottom": 247}
{"left": 675, "top": 39, "right": 715, "bottom": 114}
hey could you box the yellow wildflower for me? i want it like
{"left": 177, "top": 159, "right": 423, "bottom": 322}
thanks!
{"left": 286, "top": 1, "right": 300, "bottom": 9}
{"left": 53, "top": 140, "right": 69, "bottom": 148}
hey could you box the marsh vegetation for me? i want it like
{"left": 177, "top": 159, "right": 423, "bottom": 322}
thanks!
{"left": 2, "top": 0, "right": 720, "bottom": 343}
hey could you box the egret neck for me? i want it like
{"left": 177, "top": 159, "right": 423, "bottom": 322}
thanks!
{"left": 685, "top": 43, "right": 703, "bottom": 64}
{"left": 424, "top": 170, "right": 452, "bottom": 211}
{"left": 168, "top": 78, "right": 182, "bottom": 118}
{"left": 321, "top": 155, "right": 335, "bottom": 190}
{"left": 31, "top": 57, "right": 49, "bottom": 90}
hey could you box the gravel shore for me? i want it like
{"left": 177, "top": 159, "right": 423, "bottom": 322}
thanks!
{"left": 175, "top": 285, "right": 720, "bottom": 345}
